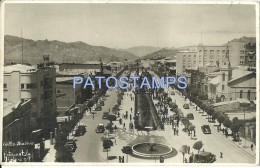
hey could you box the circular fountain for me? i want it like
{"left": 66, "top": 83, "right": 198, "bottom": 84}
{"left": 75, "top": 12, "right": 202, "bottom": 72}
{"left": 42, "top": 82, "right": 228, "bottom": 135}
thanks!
{"left": 131, "top": 137, "right": 176, "bottom": 159}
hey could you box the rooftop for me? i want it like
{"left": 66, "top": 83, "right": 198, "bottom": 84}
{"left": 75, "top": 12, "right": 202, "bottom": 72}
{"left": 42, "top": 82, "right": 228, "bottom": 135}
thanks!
{"left": 228, "top": 69, "right": 254, "bottom": 83}
{"left": 4, "top": 64, "right": 36, "bottom": 73}
{"left": 3, "top": 101, "right": 17, "bottom": 117}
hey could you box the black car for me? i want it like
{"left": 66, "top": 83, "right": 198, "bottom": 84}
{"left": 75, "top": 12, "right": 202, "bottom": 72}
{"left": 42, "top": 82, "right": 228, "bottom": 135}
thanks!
{"left": 187, "top": 113, "right": 194, "bottom": 120}
{"left": 201, "top": 125, "right": 211, "bottom": 134}
{"left": 75, "top": 125, "right": 86, "bottom": 136}
{"left": 102, "top": 112, "right": 109, "bottom": 119}
{"left": 64, "top": 140, "right": 77, "bottom": 152}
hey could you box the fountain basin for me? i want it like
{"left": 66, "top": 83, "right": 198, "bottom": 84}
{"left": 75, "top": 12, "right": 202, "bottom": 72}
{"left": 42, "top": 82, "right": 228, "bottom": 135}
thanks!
{"left": 132, "top": 143, "right": 172, "bottom": 158}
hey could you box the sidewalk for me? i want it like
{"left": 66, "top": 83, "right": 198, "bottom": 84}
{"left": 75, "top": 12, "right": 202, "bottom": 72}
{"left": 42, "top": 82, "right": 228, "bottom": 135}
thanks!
{"left": 172, "top": 88, "right": 256, "bottom": 157}
{"left": 42, "top": 139, "right": 56, "bottom": 162}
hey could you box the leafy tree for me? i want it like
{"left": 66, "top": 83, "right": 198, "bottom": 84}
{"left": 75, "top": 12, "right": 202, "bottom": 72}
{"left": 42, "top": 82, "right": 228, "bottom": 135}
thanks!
{"left": 217, "top": 114, "right": 226, "bottom": 127}
{"left": 193, "top": 141, "right": 203, "bottom": 154}
{"left": 231, "top": 121, "right": 243, "bottom": 133}
{"left": 232, "top": 117, "right": 239, "bottom": 123}
{"left": 223, "top": 119, "right": 232, "bottom": 128}
{"left": 212, "top": 111, "right": 220, "bottom": 121}
{"left": 207, "top": 107, "right": 214, "bottom": 121}
{"left": 179, "top": 145, "right": 188, "bottom": 163}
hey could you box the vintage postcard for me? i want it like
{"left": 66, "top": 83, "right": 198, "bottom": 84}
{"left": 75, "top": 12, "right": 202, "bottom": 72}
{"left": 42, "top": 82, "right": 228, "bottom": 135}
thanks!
{"left": 0, "top": 1, "right": 259, "bottom": 165}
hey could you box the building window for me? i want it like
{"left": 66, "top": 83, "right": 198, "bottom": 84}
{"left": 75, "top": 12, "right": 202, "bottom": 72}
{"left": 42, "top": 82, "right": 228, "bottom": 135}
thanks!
{"left": 3, "top": 98, "right": 7, "bottom": 101}
{"left": 21, "top": 84, "right": 25, "bottom": 89}
{"left": 222, "top": 73, "right": 225, "bottom": 81}
{"left": 3, "top": 83, "right": 7, "bottom": 88}
{"left": 222, "top": 85, "right": 225, "bottom": 91}
{"left": 57, "top": 90, "right": 61, "bottom": 93}
{"left": 247, "top": 90, "right": 251, "bottom": 100}
{"left": 240, "top": 90, "right": 243, "bottom": 98}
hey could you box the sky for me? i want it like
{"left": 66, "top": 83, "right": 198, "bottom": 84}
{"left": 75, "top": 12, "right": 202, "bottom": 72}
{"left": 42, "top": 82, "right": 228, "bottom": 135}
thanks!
{"left": 4, "top": 3, "right": 256, "bottom": 49}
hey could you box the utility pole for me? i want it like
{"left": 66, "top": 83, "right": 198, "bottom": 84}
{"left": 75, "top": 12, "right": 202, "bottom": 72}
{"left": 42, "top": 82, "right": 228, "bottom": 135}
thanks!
{"left": 21, "top": 29, "right": 24, "bottom": 63}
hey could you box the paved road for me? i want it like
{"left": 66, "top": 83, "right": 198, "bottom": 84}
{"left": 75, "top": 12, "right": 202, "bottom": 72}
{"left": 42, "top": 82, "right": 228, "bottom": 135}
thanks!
{"left": 150, "top": 71, "right": 256, "bottom": 163}
{"left": 72, "top": 90, "right": 117, "bottom": 162}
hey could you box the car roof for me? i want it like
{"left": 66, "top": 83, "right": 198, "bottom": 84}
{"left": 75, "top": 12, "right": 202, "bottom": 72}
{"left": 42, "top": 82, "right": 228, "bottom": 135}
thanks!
{"left": 98, "top": 123, "right": 104, "bottom": 126}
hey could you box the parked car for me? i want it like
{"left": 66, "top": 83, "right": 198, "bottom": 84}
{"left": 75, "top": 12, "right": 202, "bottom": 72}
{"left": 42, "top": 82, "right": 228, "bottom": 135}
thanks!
{"left": 102, "top": 112, "right": 109, "bottom": 119}
{"left": 75, "top": 125, "right": 86, "bottom": 136}
{"left": 171, "top": 91, "right": 175, "bottom": 95}
{"left": 201, "top": 125, "right": 211, "bottom": 134}
{"left": 95, "top": 104, "right": 102, "bottom": 111}
{"left": 194, "top": 152, "right": 216, "bottom": 163}
{"left": 183, "top": 103, "right": 189, "bottom": 109}
{"left": 187, "top": 113, "right": 194, "bottom": 120}
{"left": 64, "top": 140, "right": 77, "bottom": 152}
{"left": 95, "top": 124, "right": 105, "bottom": 133}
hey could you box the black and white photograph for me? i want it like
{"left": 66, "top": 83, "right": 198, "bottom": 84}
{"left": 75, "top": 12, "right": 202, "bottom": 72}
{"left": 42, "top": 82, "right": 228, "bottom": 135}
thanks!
{"left": 0, "top": 1, "right": 258, "bottom": 165}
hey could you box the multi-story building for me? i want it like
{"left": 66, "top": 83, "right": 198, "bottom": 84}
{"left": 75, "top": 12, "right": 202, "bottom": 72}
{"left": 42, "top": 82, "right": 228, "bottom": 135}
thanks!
{"left": 4, "top": 56, "right": 56, "bottom": 133}
{"left": 3, "top": 99, "right": 33, "bottom": 142}
{"left": 209, "top": 65, "right": 256, "bottom": 102}
{"left": 176, "top": 51, "right": 197, "bottom": 75}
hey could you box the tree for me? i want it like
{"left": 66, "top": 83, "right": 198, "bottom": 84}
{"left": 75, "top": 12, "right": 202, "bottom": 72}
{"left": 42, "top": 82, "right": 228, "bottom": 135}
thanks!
{"left": 207, "top": 107, "right": 214, "bottom": 122}
{"left": 212, "top": 111, "right": 220, "bottom": 121}
{"left": 217, "top": 114, "right": 226, "bottom": 127}
{"left": 179, "top": 145, "right": 188, "bottom": 163}
{"left": 193, "top": 141, "right": 203, "bottom": 154}
{"left": 223, "top": 119, "right": 232, "bottom": 128}
{"left": 103, "top": 139, "right": 113, "bottom": 159}
{"left": 232, "top": 117, "right": 239, "bottom": 123}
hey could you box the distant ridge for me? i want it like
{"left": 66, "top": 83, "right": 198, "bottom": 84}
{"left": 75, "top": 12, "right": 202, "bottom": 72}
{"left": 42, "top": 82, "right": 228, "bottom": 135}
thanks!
{"left": 4, "top": 35, "right": 139, "bottom": 64}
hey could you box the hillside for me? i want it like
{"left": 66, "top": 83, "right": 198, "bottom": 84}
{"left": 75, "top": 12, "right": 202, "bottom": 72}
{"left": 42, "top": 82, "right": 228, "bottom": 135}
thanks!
{"left": 141, "top": 48, "right": 178, "bottom": 60}
{"left": 225, "top": 36, "right": 256, "bottom": 46}
{"left": 4, "top": 35, "right": 138, "bottom": 64}
{"left": 124, "top": 46, "right": 161, "bottom": 57}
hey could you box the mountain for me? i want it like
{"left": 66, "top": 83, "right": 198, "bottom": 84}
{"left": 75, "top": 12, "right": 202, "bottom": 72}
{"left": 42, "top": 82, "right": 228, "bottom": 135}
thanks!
{"left": 124, "top": 46, "right": 161, "bottom": 57}
{"left": 224, "top": 36, "right": 256, "bottom": 46}
{"left": 4, "top": 35, "right": 138, "bottom": 64}
{"left": 141, "top": 48, "right": 178, "bottom": 60}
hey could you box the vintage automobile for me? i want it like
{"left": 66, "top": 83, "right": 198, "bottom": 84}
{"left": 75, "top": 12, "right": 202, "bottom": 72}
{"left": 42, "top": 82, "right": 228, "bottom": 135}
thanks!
{"left": 95, "top": 104, "right": 102, "bottom": 111}
{"left": 102, "top": 112, "right": 109, "bottom": 119}
{"left": 171, "top": 91, "right": 175, "bottom": 95}
{"left": 64, "top": 140, "right": 77, "bottom": 152}
{"left": 95, "top": 124, "right": 105, "bottom": 133}
{"left": 201, "top": 125, "right": 211, "bottom": 134}
{"left": 183, "top": 103, "right": 189, "bottom": 109}
{"left": 194, "top": 152, "right": 216, "bottom": 163}
{"left": 75, "top": 125, "right": 86, "bottom": 136}
{"left": 187, "top": 113, "right": 194, "bottom": 120}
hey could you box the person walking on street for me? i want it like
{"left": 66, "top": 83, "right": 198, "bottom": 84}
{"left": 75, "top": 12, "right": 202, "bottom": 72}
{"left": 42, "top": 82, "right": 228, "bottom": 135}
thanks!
{"left": 114, "top": 138, "right": 117, "bottom": 145}
{"left": 119, "top": 156, "right": 122, "bottom": 163}
{"left": 251, "top": 144, "right": 254, "bottom": 151}
{"left": 130, "top": 114, "right": 132, "bottom": 121}
{"left": 176, "top": 128, "right": 179, "bottom": 135}
{"left": 220, "top": 152, "right": 223, "bottom": 158}
{"left": 123, "top": 122, "right": 125, "bottom": 128}
{"left": 92, "top": 113, "right": 95, "bottom": 120}
{"left": 122, "top": 156, "right": 125, "bottom": 163}
{"left": 131, "top": 107, "right": 133, "bottom": 113}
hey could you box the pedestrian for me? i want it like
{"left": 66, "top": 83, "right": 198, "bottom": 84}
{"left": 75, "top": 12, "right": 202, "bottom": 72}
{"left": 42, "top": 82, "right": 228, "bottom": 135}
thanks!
{"left": 196, "top": 106, "right": 197, "bottom": 111}
{"left": 176, "top": 128, "right": 179, "bottom": 135}
{"left": 122, "top": 156, "right": 125, "bottom": 163}
{"left": 131, "top": 107, "right": 133, "bottom": 113}
{"left": 220, "top": 152, "right": 223, "bottom": 158}
{"left": 123, "top": 122, "right": 125, "bottom": 128}
{"left": 251, "top": 144, "right": 254, "bottom": 151}
{"left": 187, "top": 146, "right": 190, "bottom": 154}
{"left": 119, "top": 156, "right": 122, "bottom": 163}
{"left": 114, "top": 125, "right": 117, "bottom": 131}
{"left": 92, "top": 113, "right": 95, "bottom": 120}
{"left": 109, "top": 108, "right": 110, "bottom": 113}
{"left": 194, "top": 129, "right": 196, "bottom": 137}
{"left": 184, "top": 158, "right": 188, "bottom": 163}
{"left": 202, "top": 149, "right": 204, "bottom": 152}
{"left": 114, "top": 138, "right": 117, "bottom": 145}
{"left": 130, "top": 114, "right": 132, "bottom": 121}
